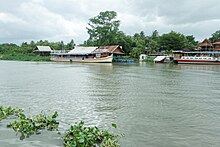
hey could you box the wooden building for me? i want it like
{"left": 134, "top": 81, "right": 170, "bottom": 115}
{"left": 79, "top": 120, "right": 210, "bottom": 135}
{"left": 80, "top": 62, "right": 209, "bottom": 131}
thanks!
{"left": 198, "top": 39, "right": 213, "bottom": 51}
{"left": 34, "top": 46, "right": 52, "bottom": 56}
{"left": 213, "top": 38, "right": 220, "bottom": 51}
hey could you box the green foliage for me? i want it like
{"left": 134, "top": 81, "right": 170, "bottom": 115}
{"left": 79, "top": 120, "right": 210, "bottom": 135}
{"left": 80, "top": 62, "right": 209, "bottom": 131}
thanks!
{"left": 148, "top": 39, "right": 159, "bottom": 52}
{"left": 209, "top": 30, "right": 220, "bottom": 42}
{"left": 86, "top": 11, "right": 120, "bottom": 46}
{"left": 63, "top": 121, "right": 121, "bottom": 147}
{"left": 141, "top": 57, "right": 154, "bottom": 62}
{"left": 7, "top": 112, "right": 59, "bottom": 140}
{"left": 133, "top": 32, "right": 147, "bottom": 49}
{"left": 0, "top": 39, "right": 75, "bottom": 61}
{"left": 150, "top": 30, "right": 159, "bottom": 40}
{"left": 1, "top": 106, "right": 122, "bottom": 146}
{"left": 185, "top": 35, "right": 198, "bottom": 50}
{"left": 114, "top": 32, "right": 133, "bottom": 54}
{"left": 158, "top": 31, "right": 188, "bottom": 51}
{"left": 0, "top": 106, "right": 23, "bottom": 121}
{"left": 1, "top": 53, "right": 51, "bottom": 61}
{"left": 129, "top": 47, "right": 145, "bottom": 58}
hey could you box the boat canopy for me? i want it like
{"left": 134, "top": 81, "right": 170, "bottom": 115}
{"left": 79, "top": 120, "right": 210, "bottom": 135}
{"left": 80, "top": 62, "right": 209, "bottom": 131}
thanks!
{"left": 153, "top": 56, "right": 166, "bottom": 62}
{"left": 67, "top": 46, "right": 97, "bottom": 55}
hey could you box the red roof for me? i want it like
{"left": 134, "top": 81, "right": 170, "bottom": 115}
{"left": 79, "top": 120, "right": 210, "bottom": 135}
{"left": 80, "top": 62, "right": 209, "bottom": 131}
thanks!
{"left": 93, "top": 45, "right": 125, "bottom": 55}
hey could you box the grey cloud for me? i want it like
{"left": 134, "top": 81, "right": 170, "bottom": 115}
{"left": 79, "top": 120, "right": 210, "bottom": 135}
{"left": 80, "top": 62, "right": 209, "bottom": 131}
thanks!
{"left": 0, "top": 0, "right": 219, "bottom": 44}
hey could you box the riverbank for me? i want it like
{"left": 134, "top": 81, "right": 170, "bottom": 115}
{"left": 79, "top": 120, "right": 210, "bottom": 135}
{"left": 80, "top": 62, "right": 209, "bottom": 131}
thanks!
{"left": 0, "top": 53, "right": 51, "bottom": 61}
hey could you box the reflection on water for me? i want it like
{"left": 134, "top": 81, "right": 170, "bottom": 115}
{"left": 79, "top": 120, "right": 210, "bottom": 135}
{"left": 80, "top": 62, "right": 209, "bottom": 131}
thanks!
{"left": 1, "top": 61, "right": 220, "bottom": 147}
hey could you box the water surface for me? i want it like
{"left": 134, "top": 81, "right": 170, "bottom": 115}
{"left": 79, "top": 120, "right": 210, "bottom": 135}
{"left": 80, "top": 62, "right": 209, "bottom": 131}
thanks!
{"left": 0, "top": 61, "right": 220, "bottom": 147}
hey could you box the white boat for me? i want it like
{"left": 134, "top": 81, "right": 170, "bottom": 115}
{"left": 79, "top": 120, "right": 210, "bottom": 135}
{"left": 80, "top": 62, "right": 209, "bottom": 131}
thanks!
{"left": 173, "top": 51, "right": 220, "bottom": 65}
{"left": 175, "top": 56, "right": 220, "bottom": 64}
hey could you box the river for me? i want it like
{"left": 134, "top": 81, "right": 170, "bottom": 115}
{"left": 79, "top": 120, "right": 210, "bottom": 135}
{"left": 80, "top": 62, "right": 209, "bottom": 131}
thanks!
{"left": 0, "top": 61, "right": 220, "bottom": 147}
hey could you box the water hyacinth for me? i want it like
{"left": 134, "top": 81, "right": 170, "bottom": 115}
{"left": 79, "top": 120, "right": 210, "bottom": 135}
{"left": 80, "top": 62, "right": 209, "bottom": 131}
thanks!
{"left": 1, "top": 106, "right": 122, "bottom": 146}
{"left": 0, "top": 106, "right": 23, "bottom": 121}
{"left": 7, "top": 111, "right": 59, "bottom": 140}
{"left": 63, "top": 121, "right": 121, "bottom": 147}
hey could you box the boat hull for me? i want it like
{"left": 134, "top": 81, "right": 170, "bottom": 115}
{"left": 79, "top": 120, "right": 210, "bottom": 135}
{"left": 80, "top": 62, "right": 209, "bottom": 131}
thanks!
{"left": 175, "top": 59, "right": 220, "bottom": 65}
{"left": 51, "top": 55, "right": 113, "bottom": 63}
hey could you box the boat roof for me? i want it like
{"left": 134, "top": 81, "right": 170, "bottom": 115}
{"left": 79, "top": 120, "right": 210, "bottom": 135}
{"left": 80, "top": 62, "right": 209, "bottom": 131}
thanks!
{"left": 173, "top": 51, "right": 220, "bottom": 54}
{"left": 67, "top": 46, "right": 97, "bottom": 55}
{"left": 36, "top": 46, "right": 52, "bottom": 52}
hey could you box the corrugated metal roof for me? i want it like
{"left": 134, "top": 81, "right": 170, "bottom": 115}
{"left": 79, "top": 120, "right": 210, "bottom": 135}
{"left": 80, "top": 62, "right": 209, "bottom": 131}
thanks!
{"left": 153, "top": 56, "right": 166, "bottom": 61}
{"left": 67, "top": 46, "right": 97, "bottom": 55}
{"left": 36, "top": 46, "right": 52, "bottom": 52}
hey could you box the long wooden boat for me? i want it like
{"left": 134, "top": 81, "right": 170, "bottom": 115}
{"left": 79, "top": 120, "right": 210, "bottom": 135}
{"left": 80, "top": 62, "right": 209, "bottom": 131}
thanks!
{"left": 51, "top": 54, "right": 113, "bottom": 63}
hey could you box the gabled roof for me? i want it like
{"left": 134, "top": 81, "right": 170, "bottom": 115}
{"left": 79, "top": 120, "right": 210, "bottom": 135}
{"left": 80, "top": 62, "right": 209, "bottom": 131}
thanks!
{"left": 67, "top": 46, "right": 97, "bottom": 55}
{"left": 93, "top": 45, "right": 125, "bottom": 54}
{"left": 198, "top": 39, "right": 213, "bottom": 47}
{"left": 35, "top": 46, "right": 52, "bottom": 52}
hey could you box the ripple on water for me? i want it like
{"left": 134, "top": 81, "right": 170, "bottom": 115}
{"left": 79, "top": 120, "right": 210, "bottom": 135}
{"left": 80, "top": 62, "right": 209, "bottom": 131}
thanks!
{"left": 1, "top": 62, "right": 220, "bottom": 146}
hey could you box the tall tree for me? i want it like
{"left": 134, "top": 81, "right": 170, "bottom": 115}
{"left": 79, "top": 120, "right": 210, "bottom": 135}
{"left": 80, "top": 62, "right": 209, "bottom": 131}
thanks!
{"left": 66, "top": 39, "right": 75, "bottom": 49}
{"left": 147, "top": 30, "right": 160, "bottom": 52}
{"left": 151, "top": 30, "right": 159, "bottom": 40}
{"left": 86, "top": 11, "right": 120, "bottom": 46}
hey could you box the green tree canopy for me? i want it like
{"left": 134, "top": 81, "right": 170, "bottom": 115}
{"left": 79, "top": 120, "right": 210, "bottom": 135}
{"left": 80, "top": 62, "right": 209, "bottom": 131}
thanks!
{"left": 86, "top": 11, "right": 120, "bottom": 46}
{"left": 185, "top": 35, "right": 198, "bottom": 50}
{"left": 158, "top": 31, "right": 187, "bottom": 51}
{"left": 209, "top": 30, "right": 220, "bottom": 42}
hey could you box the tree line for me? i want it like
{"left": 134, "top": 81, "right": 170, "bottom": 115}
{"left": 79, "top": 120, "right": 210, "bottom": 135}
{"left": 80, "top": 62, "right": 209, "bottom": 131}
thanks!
{"left": 0, "top": 39, "right": 75, "bottom": 55}
{"left": 83, "top": 11, "right": 220, "bottom": 58}
{"left": 0, "top": 10, "right": 220, "bottom": 59}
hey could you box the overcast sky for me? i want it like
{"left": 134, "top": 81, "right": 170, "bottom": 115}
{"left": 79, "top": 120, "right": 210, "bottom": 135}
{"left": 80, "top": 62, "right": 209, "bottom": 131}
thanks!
{"left": 0, "top": 0, "right": 219, "bottom": 44}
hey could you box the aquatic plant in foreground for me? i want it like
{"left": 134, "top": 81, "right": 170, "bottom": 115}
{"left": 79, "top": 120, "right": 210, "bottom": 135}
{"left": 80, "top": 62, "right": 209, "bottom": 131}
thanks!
{"left": 7, "top": 111, "right": 59, "bottom": 140}
{"left": 63, "top": 121, "right": 121, "bottom": 147}
{"left": 1, "top": 106, "right": 122, "bottom": 146}
{"left": 0, "top": 106, "right": 23, "bottom": 121}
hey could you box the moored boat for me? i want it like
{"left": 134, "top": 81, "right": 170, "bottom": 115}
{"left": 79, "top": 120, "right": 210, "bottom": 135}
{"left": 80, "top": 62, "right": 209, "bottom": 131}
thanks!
{"left": 173, "top": 51, "right": 220, "bottom": 65}
{"left": 51, "top": 46, "right": 113, "bottom": 63}
{"left": 175, "top": 56, "right": 220, "bottom": 64}
{"left": 51, "top": 53, "right": 113, "bottom": 63}
{"left": 51, "top": 45, "right": 125, "bottom": 63}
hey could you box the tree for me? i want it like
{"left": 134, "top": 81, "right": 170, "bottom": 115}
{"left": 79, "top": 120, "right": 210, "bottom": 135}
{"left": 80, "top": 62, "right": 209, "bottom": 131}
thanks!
{"left": 148, "top": 39, "right": 159, "bottom": 52}
{"left": 86, "top": 11, "right": 120, "bottom": 46}
{"left": 151, "top": 30, "right": 159, "bottom": 40}
{"left": 129, "top": 47, "right": 145, "bottom": 58}
{"left": 147, "top": 30, "right": 160, "bottom": 52}
{"left": 158, "top": 31, "right": 187, "bottom": 51}
{"left": 209, "top": 30, "right": 220, "bottom": 42}
{"left": 66, "top": 39, "right": 75, "bottom": 50}
{"left": 113, "top": 31, "right": 133, "bottom": 54}
{"left": 185, "top": 35, "right": 198, "bottom": 50}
